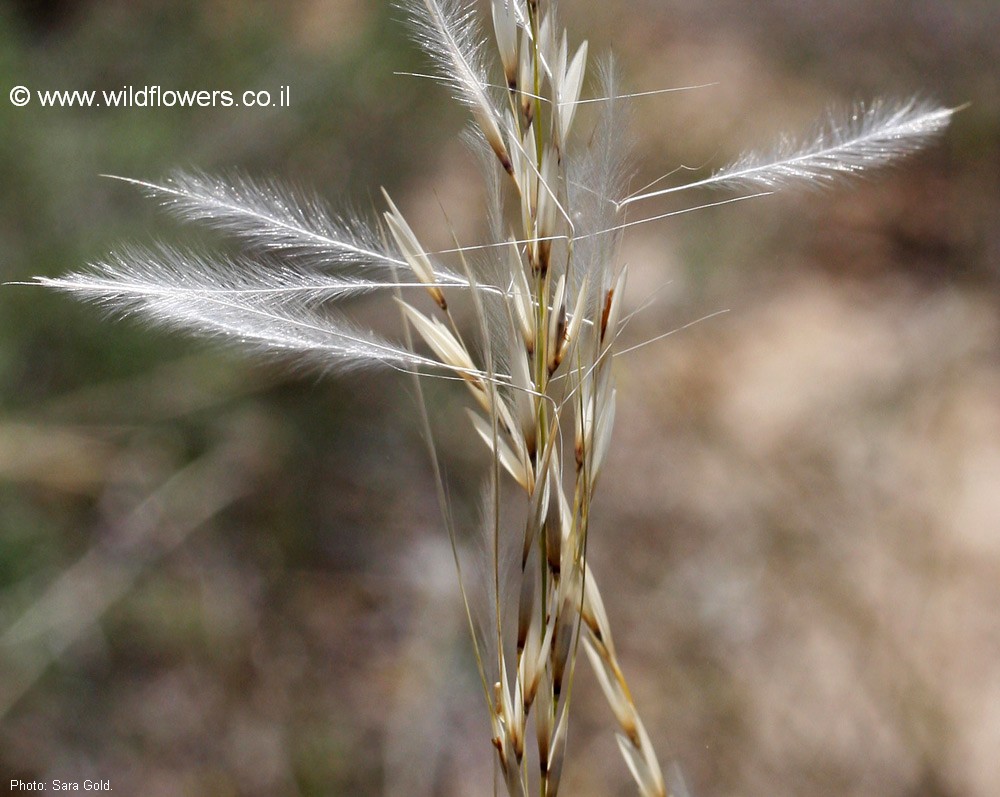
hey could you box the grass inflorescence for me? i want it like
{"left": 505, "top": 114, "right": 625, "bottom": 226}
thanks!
{"left": 32, "top": 1, "right": 956, "bottom": 794}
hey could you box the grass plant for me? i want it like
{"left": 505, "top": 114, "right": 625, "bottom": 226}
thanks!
{"left": 30, "top": 1, "right": 955, "bottom": 793}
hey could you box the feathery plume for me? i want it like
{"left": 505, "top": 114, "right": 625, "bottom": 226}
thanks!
{"left": 37, "top": 245, "right": 466, "bottom": 376}
{"left": 621, "top": 99, "right": 956, "bottom": 206}
{"left": 107, "top": 172, "right": 423, "bottom": 275}
{"left": 399, "top": 0, "right": 513, "bottom": 172}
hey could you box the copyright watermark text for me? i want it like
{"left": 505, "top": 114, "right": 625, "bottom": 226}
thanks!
{"left": 12, "top": 779, "right": 113, "bottom": 791}
{"left": 8, "top": 84, "right": 290, "bottom": 109}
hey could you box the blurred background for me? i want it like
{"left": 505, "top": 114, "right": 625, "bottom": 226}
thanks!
{"left": 1, "top": 0, "right": 998, "bottom": 795}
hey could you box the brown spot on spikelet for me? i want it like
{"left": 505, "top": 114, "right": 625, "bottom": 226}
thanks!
{"left": 600, "top": 286, "right": 615, "bottom": 342}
